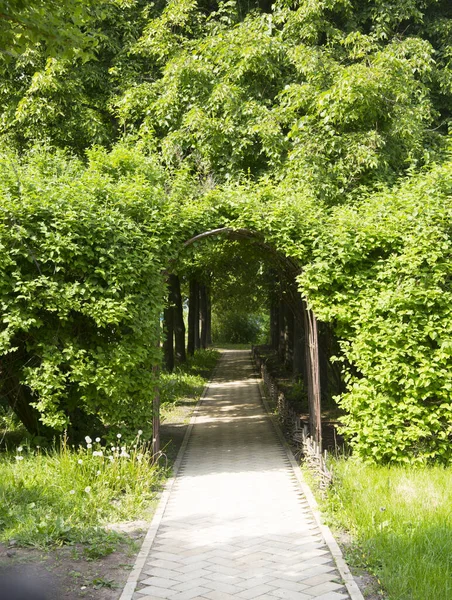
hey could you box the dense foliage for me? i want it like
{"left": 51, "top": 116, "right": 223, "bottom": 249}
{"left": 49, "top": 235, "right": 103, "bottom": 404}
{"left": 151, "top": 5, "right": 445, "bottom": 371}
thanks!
{"left": 212, "top": 311, "right": 266, "bottom": 344}
{"left": 1, "top": 0, "right": 452, "bottom": 462}
{"left": 0, "top": 145, "right": 166, "bottom": 434}
{"left": 301, "top": 157, "right": 452, "bottom": 463}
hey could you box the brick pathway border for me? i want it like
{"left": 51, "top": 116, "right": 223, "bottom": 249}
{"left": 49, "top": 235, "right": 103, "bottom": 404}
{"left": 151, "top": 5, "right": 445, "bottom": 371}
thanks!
{"left": 119, "top": 359, "right": 220, "bottom": 600}
{"left": 256, "top": 378, "right": 364, "bottom": 600}
{"left": 119, "top": 351, "right": 364, "bottom": 600}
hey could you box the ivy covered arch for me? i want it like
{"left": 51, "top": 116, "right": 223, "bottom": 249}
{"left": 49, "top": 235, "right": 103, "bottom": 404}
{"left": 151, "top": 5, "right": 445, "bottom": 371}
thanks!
{"left": 155, "top": 225, "right": 323, "bottom": 455}
{"left": 2, "top": 144, "right": 452, "bottom": 465}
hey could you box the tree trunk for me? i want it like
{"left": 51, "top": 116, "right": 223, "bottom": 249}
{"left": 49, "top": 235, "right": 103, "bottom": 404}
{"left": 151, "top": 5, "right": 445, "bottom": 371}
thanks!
{"left": 206, "top": 289, "right": 212, "bottom": 346}
{"left": 195, "top": 284, "right": 201, "bottom": 351}
{"left": 163, "top": 303, "right": 174, "bottom": 372}
{"left": 293, "top": 296, "right": 305, "bottom": 377}
{"left": 1, "top": 351, "right": 46, "bottom": 437}
{"left": 286, "top": 307, "right": 294, "bottom": 369}
{"left": 318, "top": 322, "right": 330, "bottom": 404}
{"left": 170, "top": 274, "right": 186, "bottom": 364}
{"left": 270, "top": 302, "right": 279, "bottom": 350}
{"left": 6, "top": 380, "right": 40, "bottom": 436}
{"left": 187, "top": 279, "right": 199, "bottom": 356}
{"left": 278, "top": 299, "right": 287, "bottom": 363}
{"left": 200, "top": 284, "right": 208, "bottom": 349}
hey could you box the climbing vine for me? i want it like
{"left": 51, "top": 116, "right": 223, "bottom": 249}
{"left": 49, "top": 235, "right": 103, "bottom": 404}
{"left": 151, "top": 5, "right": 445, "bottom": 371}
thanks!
{"left": 300, "top": 156, "right": 452, "bottom": 463}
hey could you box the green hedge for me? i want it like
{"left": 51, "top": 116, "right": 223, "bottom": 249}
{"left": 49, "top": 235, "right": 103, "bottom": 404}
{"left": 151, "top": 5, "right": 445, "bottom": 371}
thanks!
{"left": 0, "top": 145, "right": 166, "bottom": 435}
{"left": 301, "top": 156, "right": 452, "bottom": 463}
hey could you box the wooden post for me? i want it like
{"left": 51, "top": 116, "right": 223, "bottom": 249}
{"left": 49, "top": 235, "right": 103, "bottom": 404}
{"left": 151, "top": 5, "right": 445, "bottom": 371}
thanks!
{"left": 304, "top": 303, "right": 322, "bottom": 450}
{"left": 152, "top": 365, "right": 160, "bottom": 457}
{"left": 170, "top": 274, "right": 186, "bottom": 364}
{"left": 187, "top": 279, "right": 199, "bottom": 356}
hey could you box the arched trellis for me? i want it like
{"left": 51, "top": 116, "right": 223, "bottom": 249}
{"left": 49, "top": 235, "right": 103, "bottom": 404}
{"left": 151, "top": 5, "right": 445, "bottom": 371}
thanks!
{"left": 153, "top": 227, "right": 322, "bottom": 455}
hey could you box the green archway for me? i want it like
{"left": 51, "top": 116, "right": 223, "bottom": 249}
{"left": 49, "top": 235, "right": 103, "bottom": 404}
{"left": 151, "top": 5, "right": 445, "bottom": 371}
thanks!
{"left": 153, "top": 225, "right": 323, "bottom": 455}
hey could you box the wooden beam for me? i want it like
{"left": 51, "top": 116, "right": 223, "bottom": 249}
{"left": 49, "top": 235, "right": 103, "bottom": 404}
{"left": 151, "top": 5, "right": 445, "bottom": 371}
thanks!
{"left": 304, "top": 303, "right": 322, "bottom": 450}
{"left": 152, "top": 364, "right": 160, "bottom": 457}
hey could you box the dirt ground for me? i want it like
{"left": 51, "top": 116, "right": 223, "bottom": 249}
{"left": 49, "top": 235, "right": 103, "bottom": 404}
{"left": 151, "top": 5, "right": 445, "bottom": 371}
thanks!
{"left": 0, "top": 538, "right": 141, "bottom": 600}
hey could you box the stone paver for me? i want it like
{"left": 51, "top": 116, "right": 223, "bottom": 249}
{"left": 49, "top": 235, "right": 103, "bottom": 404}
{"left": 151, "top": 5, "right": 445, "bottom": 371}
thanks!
{"left": 129, "top": 350, "right": 353, "bottom": 600}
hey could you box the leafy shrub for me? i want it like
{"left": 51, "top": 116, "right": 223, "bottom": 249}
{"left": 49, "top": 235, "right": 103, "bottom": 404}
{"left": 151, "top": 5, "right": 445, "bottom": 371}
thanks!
{"left": 0, "top": 145, "right": 166, "bottom": 435}
{"left": 212, "top": 310, "right": 266, "bottom": 344}
{"left": 301, "top": 157, "right": 452, "bottom": 464}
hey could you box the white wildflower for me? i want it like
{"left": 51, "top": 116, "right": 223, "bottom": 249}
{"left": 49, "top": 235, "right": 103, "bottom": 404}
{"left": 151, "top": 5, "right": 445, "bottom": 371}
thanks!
{"left": 95, "top": 437, "right": 101, "bottom": 443}
{"left": 137, "top": 430, "right": 143, "bottom": 436}
{"left": 116, "top": 433, "right": 121, "bottom": 439}
{"left": 96, "top": 470, "right": 101, "bottom": 476}
{"left": 15, "top": 456, "right": 24, "bottom": 461}
{"left": 85, "top": 436, "right": 92, "bottom": 444}
{"left": 92, "top": 450, "right": 103, "bottom": 457}
{"left": 120, "top": 451, "right": 130, "bottom": 458}
{"left": 78, "top": 459, "right": 83, "bottom": 464}
{"left": 84, "top": 486, "right": 91, "bottom": 493}
{"left": 17, "top": 446, "right": 23, "bottom": 453}
{"left": 108, "top": 455, "right": 114, "bottom": 462}
{"left": 86, "top": 443, "right": 92, "bottom": 449}
{"left": 69, "top": 490, "right": 76, "bottom": 495}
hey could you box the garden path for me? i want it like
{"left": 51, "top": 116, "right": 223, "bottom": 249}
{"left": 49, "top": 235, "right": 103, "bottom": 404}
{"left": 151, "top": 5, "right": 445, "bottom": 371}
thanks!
{"left": 120, "top": 350, "right": 361, "bottom": 600}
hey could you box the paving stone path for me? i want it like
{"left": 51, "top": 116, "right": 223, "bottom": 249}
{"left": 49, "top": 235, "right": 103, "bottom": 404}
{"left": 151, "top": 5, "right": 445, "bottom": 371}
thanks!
{"left": 128, "top": 350, "right": 354, "bottom": 600}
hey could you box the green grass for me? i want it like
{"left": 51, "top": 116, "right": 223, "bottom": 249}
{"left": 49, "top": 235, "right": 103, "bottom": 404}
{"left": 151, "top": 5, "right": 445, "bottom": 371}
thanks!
{"left": 212, "top": 343, "right": 251, "bottom": 350}
{"left": 0, "top": 348, "right": 220, "bottom": 549}
{"left": 324, "top": 459, "right": 452, "bottom": 600}
{"left": 0, "top": 434, "right": 161, "bottom": 548}
{"left": 159, "top": 349, "right": 220, "bottom": 405}
{"left": 182, "top": 348, "right": 220, "bottom": 376}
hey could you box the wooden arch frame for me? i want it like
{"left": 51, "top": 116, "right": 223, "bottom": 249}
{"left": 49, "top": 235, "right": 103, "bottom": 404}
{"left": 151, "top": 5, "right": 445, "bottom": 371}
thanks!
{"left": 153, "top": 227, "right": 322, "bottom": 456}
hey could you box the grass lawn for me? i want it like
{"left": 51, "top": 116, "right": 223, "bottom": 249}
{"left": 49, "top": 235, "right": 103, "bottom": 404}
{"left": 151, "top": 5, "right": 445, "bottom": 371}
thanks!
{"left": 324, "top": 459, "right": 452, "bottom": 600}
